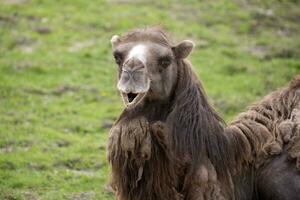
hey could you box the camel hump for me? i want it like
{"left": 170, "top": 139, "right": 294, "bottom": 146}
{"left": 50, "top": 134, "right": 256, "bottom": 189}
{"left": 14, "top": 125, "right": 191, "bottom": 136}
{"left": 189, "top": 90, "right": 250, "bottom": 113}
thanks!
{"left": 289, "top": 75, "right": 300, "bottom": 89}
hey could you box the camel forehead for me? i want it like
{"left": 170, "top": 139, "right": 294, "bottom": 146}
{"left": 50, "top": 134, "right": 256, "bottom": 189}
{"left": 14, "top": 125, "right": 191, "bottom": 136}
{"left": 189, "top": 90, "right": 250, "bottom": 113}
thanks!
{"left": 128, "top": 43, "right": 172, "bottom": 57}
{"left": 127, "top": 44, "right": 147, "bottom": 64}
{"left": 115, "top": 42, "right": 173, "bottom": 64}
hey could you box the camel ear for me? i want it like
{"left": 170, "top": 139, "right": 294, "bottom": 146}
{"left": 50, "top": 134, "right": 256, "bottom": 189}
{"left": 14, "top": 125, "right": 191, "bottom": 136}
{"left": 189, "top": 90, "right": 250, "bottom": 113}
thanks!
{"left": 173, "top": 40, "right": 195, "bottom": 59}
{"left": 111, "top": 35, "right": 120, "bottom": 47}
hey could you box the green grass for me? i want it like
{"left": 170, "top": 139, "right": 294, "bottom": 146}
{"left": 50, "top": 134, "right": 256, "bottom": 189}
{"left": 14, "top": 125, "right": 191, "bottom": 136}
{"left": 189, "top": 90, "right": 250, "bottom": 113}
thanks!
{"left": 0, "top": 0, "right": 299, "bottom": 199}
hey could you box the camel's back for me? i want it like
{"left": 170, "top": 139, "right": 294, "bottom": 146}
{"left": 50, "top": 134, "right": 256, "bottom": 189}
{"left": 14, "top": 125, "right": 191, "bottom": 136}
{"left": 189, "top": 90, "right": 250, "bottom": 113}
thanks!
{"left": 226, "top": 76, "right": 300, "bottom": 170}
{"left": 251, "top": 76, "right": 300, "bottom": 169}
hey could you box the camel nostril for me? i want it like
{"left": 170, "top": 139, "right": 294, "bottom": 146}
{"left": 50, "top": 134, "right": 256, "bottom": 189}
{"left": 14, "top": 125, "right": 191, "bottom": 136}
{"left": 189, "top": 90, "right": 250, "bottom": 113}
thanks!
{"left": 127, "top": 93, "right": 138, "bottom": 103}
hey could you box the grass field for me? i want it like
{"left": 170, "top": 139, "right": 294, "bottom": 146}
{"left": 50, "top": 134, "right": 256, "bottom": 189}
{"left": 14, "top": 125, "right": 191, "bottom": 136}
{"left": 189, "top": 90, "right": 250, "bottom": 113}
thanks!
{"left": 0, "top": 0, "right": 299, "bottom": 199}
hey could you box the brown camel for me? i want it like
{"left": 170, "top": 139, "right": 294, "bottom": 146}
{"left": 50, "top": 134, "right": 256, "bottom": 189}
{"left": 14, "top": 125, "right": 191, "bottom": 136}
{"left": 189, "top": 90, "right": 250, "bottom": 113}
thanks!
{"left": 107, "top": 27, "right": 300, "bottom": 200}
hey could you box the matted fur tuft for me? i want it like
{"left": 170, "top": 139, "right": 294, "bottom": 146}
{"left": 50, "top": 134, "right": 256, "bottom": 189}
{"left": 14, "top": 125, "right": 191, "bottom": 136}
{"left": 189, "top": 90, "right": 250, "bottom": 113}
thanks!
{"left": 289, "top": 75, "right": 300, "bottom": 89}
{"left": 226, "top": 76, "right": 300, "bottom": 171}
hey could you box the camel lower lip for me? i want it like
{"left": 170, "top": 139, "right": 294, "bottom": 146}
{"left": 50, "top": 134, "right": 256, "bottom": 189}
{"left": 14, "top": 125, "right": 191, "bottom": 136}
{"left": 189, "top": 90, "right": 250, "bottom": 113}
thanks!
{"left": 121, "top": 92, "right": 147, "bottom": 108}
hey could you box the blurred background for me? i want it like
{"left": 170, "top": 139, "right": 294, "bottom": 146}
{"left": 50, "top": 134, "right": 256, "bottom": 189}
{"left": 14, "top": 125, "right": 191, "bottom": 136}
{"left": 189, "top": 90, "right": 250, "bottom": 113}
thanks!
{"left": 0, "top": 0, "right": 299, "bottom": 199}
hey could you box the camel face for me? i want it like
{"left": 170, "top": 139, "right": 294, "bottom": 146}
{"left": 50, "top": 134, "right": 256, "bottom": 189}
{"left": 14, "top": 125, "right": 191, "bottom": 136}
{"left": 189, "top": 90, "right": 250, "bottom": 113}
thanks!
{"left": 110, "top": 29, "right": 194, "bottom": 108}
{"left": 112, "top": 40, "right": 176, "bottom": 108}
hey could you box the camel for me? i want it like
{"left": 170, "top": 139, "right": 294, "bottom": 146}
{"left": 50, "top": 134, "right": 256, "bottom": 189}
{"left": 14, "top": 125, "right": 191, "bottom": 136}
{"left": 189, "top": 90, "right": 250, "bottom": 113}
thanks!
{"left": 107, "top": 27, "right": 300, "bottom": 200}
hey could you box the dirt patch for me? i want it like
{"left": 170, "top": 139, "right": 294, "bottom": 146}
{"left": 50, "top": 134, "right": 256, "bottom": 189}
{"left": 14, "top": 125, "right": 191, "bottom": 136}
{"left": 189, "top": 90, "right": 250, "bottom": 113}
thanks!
{"left": 248, "top": 45, "right": 300, "bottom": 60}
{"left": 51, "top": 86, "right": 81, "bottom": 95}
{"left": 14, "top": 37, "right": 40, "bottom": 53}
{"left": 0, "top": 15, "right": 17, "bottom": 24}
{"left": 15, "top": 61, "right": 36, "bottom": 71}
{"left": 23, "top": 86, "right": 78, "bottom": 96}
{"left": 248, "top": 45, "right": 270, "bottom": 59}
{"left": 67, "top": 169, "right": 99, "bottom": 177}
{"left": 41, "top": 140, "right": 71, "bottom": 152}
{"left": 264, "top": 47, "right": 300, "bottom": 60}
{"left": 68, "top": 192, "right": 94, "bottom": 200}
{"left": 54, "top": 158, "right": 83, "bottom": 170}
{"left": 0, "top": 161, "right": 16, "bottom": 170}
{"left": 68, "top": 40, "right": 96, "bottom": 53}
{"left": 0, "top": 140, "right": 32, "bottom": 154}
{"left": 27, "top": 163, "right": 48, "bottom": 171}
{"left": 55, "top": 140, "right": 71, "bottom": 148}
{"left": 23, "top": 191, "right": 40, "bottom": 200}
{"left": 23, "top": 85, "right": 99, "bottom": 96}
{"left": 35, "top": 27, "right": 52, "bottom": 35}
{"left": 3, "top": 0, "right": 28, "bottom": 5}
{"left": 0, "top": 145, "right": 13, "bottom": 153}
{"left": 98, "top": 145, "right": 105, "bottom": 150}
{"left": 0, "top": 191, "right": 23, "bottom": 200}
{"left": 223, "top": 64, "right": 249, "bottom": 75}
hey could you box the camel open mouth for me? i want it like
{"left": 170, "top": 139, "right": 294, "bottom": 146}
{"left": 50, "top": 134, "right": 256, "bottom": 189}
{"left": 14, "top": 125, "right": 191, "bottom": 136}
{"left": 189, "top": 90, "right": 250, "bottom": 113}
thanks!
{"left": 127, "top": 93, "right": 138, "bottom": 103}
{"left": 121, "top": 92, "right": 147, "bottom": 108}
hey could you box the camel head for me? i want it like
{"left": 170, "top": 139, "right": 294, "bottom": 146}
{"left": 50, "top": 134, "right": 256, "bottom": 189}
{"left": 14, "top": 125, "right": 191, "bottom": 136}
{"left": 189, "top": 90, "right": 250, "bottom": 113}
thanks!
{"left": 111, "top": 28, "right": 194, "bottom": 108}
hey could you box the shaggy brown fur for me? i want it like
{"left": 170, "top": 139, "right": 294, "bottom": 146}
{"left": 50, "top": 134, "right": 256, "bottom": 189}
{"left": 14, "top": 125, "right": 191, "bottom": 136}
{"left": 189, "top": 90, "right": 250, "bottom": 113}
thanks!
{"left": 226, "top": 76, "right": 300, "bottom": 169}
{"left": 107, "top": 28, "right": 300, "bottom": 200}
{"left": 226, "top": 76, "right": 300, "bottom": 170}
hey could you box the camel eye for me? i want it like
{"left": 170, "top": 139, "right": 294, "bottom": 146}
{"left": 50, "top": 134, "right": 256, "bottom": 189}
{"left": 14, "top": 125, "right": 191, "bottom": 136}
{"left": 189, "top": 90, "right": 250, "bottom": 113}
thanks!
{"left": 158, "top": 56, "right": 171, "bottom": 68}
{"left": 113, "top": 52, "right": 123, "bottom": 66}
